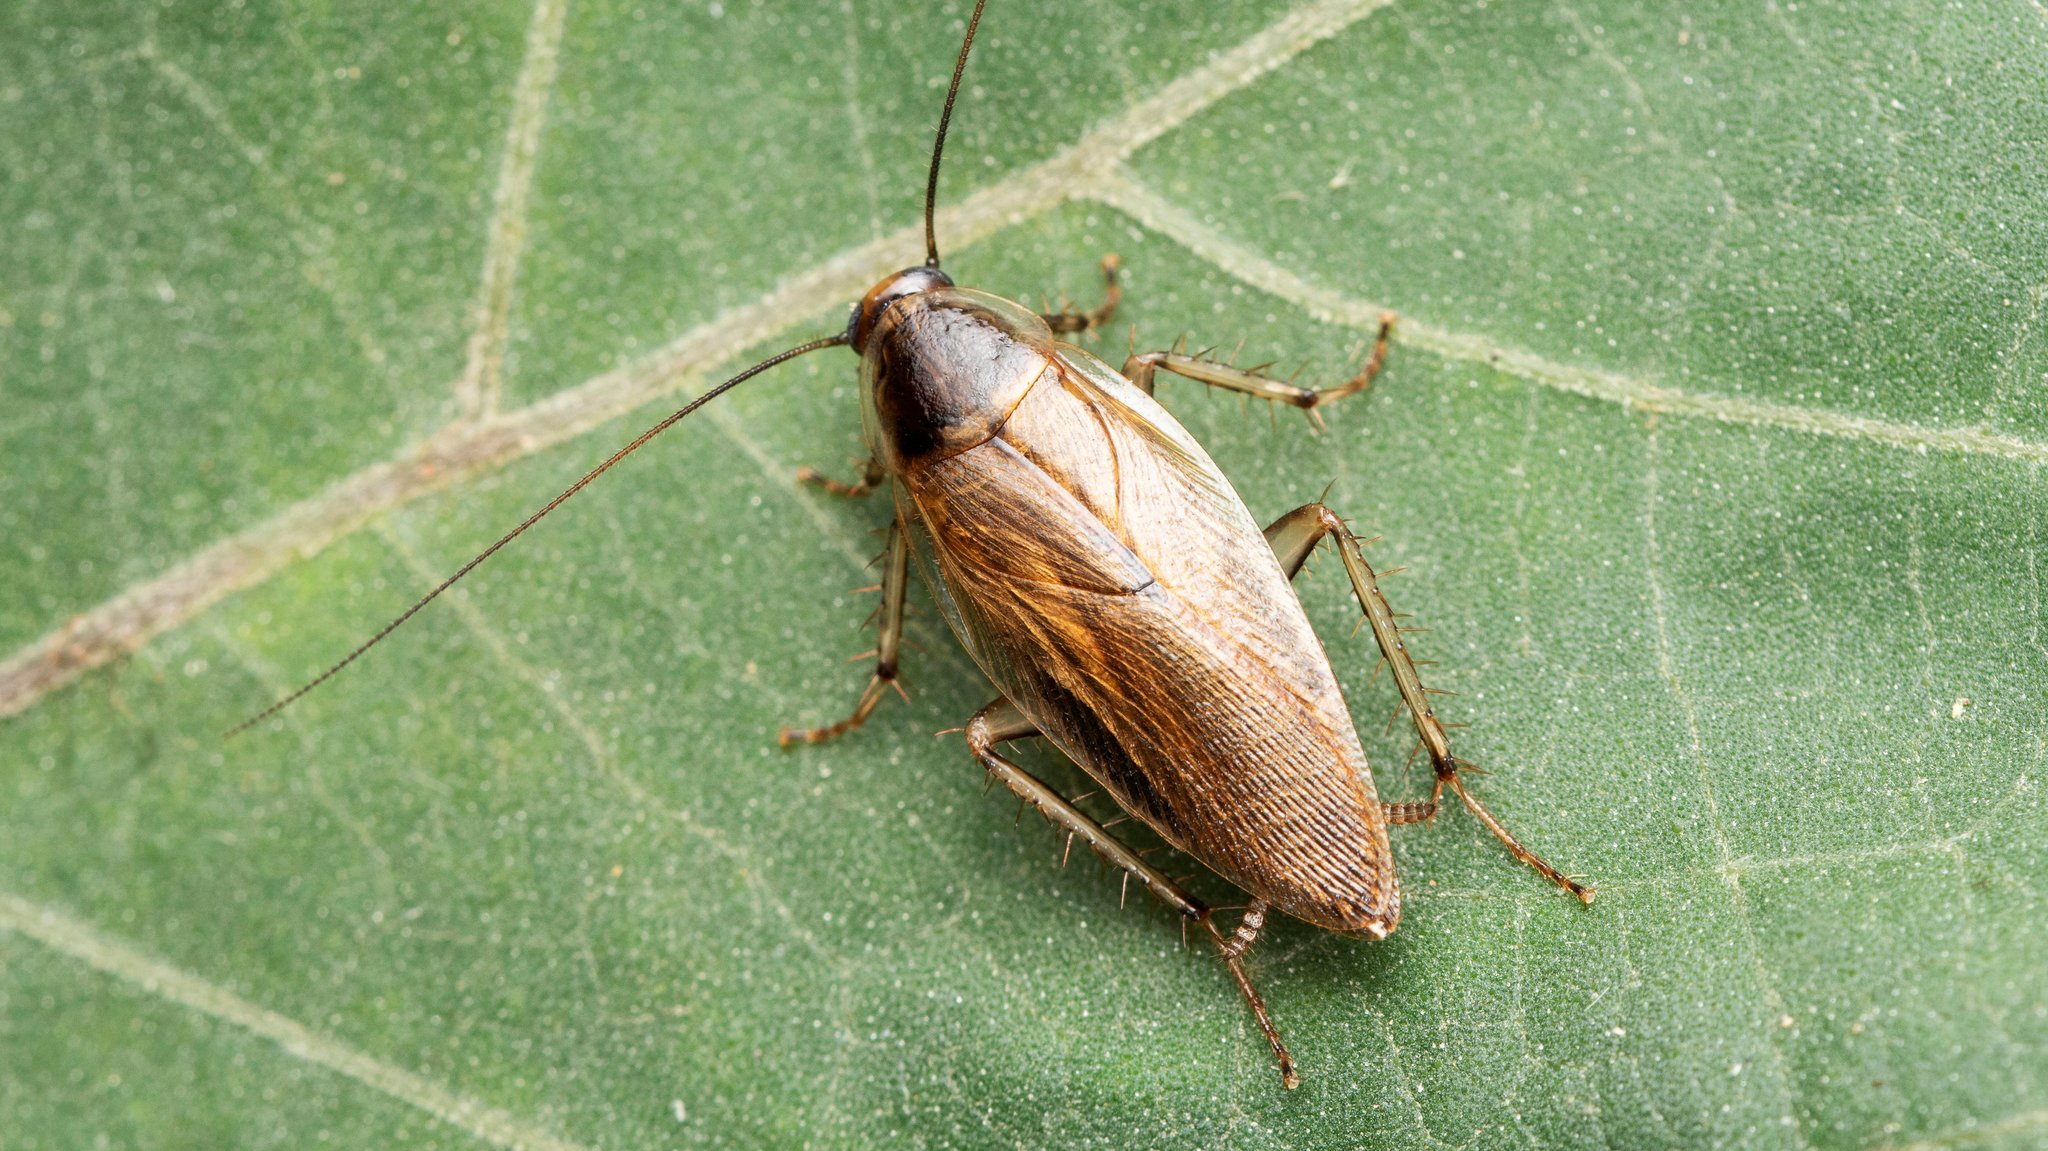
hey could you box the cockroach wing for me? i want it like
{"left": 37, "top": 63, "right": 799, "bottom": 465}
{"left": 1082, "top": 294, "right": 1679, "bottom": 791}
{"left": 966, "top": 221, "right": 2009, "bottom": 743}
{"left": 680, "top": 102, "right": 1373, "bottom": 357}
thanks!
{"left": 897, "top": 343, "right": 1399, "bottom": 935}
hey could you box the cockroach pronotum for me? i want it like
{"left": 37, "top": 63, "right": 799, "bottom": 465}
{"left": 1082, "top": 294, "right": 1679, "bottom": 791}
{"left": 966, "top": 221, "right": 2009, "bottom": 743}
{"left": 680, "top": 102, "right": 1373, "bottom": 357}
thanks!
{"left": 234, "top": 0, "right": 1594, "bottom": 1089}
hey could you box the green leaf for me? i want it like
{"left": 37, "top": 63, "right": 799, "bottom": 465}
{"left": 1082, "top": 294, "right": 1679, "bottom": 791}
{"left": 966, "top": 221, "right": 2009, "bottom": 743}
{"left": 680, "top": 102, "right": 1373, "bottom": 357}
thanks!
{"left": 4, "top": 0, "right": 2044, "bottom": 1147}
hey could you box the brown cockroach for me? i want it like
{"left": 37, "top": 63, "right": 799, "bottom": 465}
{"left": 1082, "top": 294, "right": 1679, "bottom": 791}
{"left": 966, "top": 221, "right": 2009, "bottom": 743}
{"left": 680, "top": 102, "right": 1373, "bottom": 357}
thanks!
{"left": 235, "top": 0, "right": 1592, "bottom": 1088}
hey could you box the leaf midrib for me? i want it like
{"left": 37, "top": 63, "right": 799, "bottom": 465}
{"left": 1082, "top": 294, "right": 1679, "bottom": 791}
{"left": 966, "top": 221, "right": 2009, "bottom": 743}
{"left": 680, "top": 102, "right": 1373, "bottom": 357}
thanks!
{"left": 8, "top": 0, "right": 2040, "bottom": 726}
{"left": 0, "top": 0, "right": 1401, "bottom": 720}
{"left": 8, "top": 3, "right": 2047, "bottom": 1150}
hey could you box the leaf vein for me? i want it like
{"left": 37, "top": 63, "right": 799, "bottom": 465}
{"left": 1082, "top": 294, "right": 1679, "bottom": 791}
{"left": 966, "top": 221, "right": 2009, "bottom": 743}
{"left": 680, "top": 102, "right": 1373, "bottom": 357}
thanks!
{"left": 454, "top": 0, "right": 572, "bottom": 422}
{"left": 1078, "top": 168, "right": 2048, "bottom": 466}
{"left": 375, "top": 523, "right": 839, "bottom": 965}
{"left": 1645, "top": 423, "right": 1810, "bottom": 1146}
{"left": 0, "top": 891, "right": 592, "bottom": 1151}
{"left": 135, "top": 38, "right": 393, "bottom": 380}
{"left": 0, "top": 0, "right": 1395, "bottom": 722}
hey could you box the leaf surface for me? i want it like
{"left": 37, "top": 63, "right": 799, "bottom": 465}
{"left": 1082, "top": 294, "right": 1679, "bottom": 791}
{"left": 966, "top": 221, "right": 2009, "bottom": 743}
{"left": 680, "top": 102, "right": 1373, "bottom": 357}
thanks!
{"left": 4, "top": 1, "right": 2045, "bottom": 1148}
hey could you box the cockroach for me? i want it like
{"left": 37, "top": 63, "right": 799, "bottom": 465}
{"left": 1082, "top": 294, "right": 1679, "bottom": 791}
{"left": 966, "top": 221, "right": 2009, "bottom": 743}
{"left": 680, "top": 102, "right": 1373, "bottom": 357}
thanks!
{"left": 234, "top": 0, "right": 1593, "bottom": 1089}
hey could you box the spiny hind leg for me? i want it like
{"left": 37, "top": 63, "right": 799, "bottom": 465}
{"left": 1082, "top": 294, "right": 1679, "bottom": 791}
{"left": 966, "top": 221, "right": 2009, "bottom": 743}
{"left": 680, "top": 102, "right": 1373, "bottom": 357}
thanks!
{"left": 965, "top": 697, "right": 1298, "bottom": 1089}
{"left": 1266, "top": 505, "right": 1442, "bottom": 827}
{"left": 1039, "top": 254, "right": 1121, "bottom": 335}
{"left": 1123, "top": 313, "right": 1395, "bottom": 428}
{"left": 797, "top": 456, "right": 885, "bottom": 498}
{"left": 778, "top": 519, "right": 909, "bottom": 746}
{"left": 1262, "top": 502, "right": 1594, "bottom": 903}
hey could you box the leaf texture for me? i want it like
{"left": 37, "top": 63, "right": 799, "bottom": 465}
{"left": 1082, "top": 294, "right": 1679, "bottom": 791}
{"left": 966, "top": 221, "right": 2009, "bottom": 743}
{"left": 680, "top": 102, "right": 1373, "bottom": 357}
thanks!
{"left": 2, "top": 1, "right": 2044, "bottom": 1147}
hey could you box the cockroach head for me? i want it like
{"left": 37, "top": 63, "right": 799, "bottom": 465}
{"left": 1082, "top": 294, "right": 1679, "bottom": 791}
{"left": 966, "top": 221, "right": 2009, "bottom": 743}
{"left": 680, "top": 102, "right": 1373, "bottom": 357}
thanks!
{"left": 848, "top": 265, "right": 954, "bottom": 349}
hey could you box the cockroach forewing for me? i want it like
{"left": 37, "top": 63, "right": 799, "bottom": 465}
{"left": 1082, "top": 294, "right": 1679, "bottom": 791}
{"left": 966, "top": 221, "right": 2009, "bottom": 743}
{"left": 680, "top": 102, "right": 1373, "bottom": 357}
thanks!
{"left": 895, "top": 344, "right": 1399, "bottom": 935}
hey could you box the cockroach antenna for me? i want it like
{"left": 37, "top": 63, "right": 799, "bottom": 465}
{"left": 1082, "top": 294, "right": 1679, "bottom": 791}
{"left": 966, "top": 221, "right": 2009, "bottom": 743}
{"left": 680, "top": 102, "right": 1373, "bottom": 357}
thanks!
{"left": 226, "top": 333, "right": 847, "bottom": 739}
{"left": 923, "top": 0, "right": 989, "bottom": 268}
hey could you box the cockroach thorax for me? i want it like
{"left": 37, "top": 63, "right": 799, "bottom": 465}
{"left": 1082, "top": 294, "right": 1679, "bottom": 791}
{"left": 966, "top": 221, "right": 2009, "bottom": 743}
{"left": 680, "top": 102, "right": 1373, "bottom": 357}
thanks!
{"left": 850, "top": 265, "right": 955, "bottom": 350}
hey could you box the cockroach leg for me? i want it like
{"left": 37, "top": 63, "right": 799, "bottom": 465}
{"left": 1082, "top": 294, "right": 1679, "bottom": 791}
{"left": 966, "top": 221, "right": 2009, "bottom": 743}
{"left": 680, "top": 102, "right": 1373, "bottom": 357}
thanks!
{"left": 1263, "top": 503, "right": 1595, "bottom": 904}
{"left": 1040, "top": 254, "right": 1122, "bottom": 335}
{"left": 965, "top": 701, "right": 1198, "bottom": 916}
{"left": 1122, "top": 312, "right": 1395, "bottom": 409}
{"left": 778, "top": 520, "right": 909, "bottom": 747}
{"left": 964, "top": 696, "right": 1298, "bottom": 1089}
{"left": 1262, "top": 503, "right": 1335, "bottom": 580}
{"left": 1215, "top": 898, "right": 1269, "bottom": 961}
{"left": 1440, "top": 770, "right": 1593, "bottom": 902}
{"left": 1380, "top": 800, "right": 1439, "bottom": 826}
{"left": 1199, "top": 916, "right": 1299, "bottom": 1091}
{"left": 797, "top": 456, "right": 886, "bottom": 498}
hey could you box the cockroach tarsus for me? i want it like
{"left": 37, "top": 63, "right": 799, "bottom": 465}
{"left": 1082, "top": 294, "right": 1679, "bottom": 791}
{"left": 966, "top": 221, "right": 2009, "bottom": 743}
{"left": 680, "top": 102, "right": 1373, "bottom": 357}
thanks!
{"left": 234, "top": 0, "right": 1593, "bottom": 1091}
